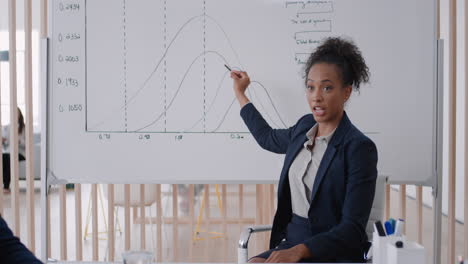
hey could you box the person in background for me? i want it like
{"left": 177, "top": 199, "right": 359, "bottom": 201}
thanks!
{"left": 2, "top": 107, "right": 26, "bottom": 193}
{"left": 178, "top": 184, "right": 205, "bottom": 214}
{"left": 0, "top": 215, "right": 43, "bottom": 263}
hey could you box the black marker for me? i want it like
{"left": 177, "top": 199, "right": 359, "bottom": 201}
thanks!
{"left": 225, "top": 64, "right": 241, "bottom": 78}
{"left": 374, "top": 221, "right": 386, "bottom": 237}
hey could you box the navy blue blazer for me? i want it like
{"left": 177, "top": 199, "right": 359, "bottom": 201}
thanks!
{"left": 0, "top": 215, "right": 42, "bottom": 264}
{"left": 240, "top": 103, "right": 378, "bottom": 262}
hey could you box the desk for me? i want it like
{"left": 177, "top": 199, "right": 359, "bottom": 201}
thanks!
{"left": 47, "top": 261, "right": 365, "bottom": 264}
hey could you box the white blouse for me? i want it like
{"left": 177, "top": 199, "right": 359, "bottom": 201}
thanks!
{"left": 288, "top": 124, "right": 336, "bottom": 218}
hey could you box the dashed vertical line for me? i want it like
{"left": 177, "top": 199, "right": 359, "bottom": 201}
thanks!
{"left": 123, "top": 0, "right": 128, "bottom": 132}
{"left": 203, "top": 0, "right": 207, "bottom": 133}
{"left": 164, "top": 0, "right": 167, "bottom": 132}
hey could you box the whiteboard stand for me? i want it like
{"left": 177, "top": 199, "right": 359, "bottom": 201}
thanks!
{"left": 40, "top": 37, "right": 66, "bottom": 262}
{"left": 432, "top": 39, "right": 444, "bottom": 264}
{"left": 40, "top": 37, "right": 49, "bottom": 262}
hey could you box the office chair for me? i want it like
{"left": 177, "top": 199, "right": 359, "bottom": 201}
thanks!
{"left": 237, "top": 175, "right": 387, "bottom": 264}
{"left": 102, "top": 184, "right": 158, "bottom": 260}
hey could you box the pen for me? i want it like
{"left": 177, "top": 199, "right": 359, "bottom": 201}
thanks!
{"left": 225, "top": 64, "right": 242, "bottom": 78}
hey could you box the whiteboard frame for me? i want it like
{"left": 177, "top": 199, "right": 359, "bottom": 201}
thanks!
{"left": 45, "top": 0, "right": 441, "bottom": 186}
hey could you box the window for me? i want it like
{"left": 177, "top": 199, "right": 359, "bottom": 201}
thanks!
{"left": 0, "top": 30, "right": 40, "bottom": 129}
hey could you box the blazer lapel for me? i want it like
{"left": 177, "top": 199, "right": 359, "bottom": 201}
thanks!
{"left": 278, "top": 134, "right": 308, "bottom": 198}
{"left": 310, "top": 146, "right": 336, "bottom": 203}
{"left": 309, "top": 112, "right": 352, "bottom": 204}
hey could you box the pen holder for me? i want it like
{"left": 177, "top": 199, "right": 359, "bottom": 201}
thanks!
{"left": 372, "top": 232, "right": 405, "bottom": 264}
{"left": 386, "top": 241, "right": 426, "bottom": 264}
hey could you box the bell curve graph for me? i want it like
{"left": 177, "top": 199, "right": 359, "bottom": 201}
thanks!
{"left": 50, "top": 0, "right": 414, "bottom": 185}
{"left": 51, "top": 0, "right": 336, "bottom": 136}
{"left": 77, "top": 0, "right": 325, "bottom": 135}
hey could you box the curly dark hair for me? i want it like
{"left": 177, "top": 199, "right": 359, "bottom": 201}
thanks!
{"left": 304, "top": 37, "right": 370, "bottom": 91}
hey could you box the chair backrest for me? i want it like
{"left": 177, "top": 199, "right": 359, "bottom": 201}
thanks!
{"left": 365, "top": 175, "right": 387, "bottom": 240}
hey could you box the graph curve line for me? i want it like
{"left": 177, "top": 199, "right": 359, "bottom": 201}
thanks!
{"left": 250, "top": 80, "right": 287, "bottom": 128}
{"left": 212, "top": 97, "right": 237, "bottom": 132}
{"left": 133, "top": 50, "right": 229, "bottom": 132}
{"left": 89, "top": 13, "right": 246, "bottom": 131}
{"left": 182, "top": 70, "right": 231, "bottom": 132}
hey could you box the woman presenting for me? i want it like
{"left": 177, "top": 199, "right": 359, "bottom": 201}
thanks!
{"left": 230, "top": 37, "right": 378, "bottom": 263}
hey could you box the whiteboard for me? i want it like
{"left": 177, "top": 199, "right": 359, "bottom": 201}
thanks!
{"left": 47, "top": 0, "right": 438, "bottom": 185}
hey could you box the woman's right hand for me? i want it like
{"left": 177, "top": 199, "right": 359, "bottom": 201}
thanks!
{"left": 230, "top": 70, "right": 251, "bottom": 107}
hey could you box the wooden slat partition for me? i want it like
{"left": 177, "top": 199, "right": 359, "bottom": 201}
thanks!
{"left": 140, "top": 184, "right": 146, "bottom": 249}
{"left": 264, "top": 185, "right": 270, "bottom": 247}
{"left": 239, "top": 184, "right": 243, "bottom": 220}
{"left": 399, "top": 185, "right": 406, "bottom": 233}
{"left": 416, "top": 186, "right": 423, "bottom": 244}
{"left": 255, "top": 184, "right": 263, "bottom": 254}
{"left": 8, "top": 0, "right": 21, "bottom": 237}
{"left": 24, "top": 0, "right": 36, "bottom": 253}
{"left": 92, "top": 184, "right": 99, "bottom": 260}
{"left": 156, "top": 184, "right": 162, "bottom": 262}
{"left": 203, "top": 184, "right": 210, "bottom": 260}
{"left": 75, "top": 184, "right": 83, "bottom": 260}
{"left": 124, "top": 184, "right": 131, "bottom": 251}
{"left": 188, "top": 185, "right": 194, "bottom": 260}
{"left": 204, "top": 184, "right": 210, "bottom": 222}
{"left": 222, "top": 184, "right": 227, "bottom": 262}
{"left": 59, "top": 186, "right": 67, "bottom": 260}
{"left": 107, "top": 184, "right": 115, "bottom": 261}
{"left": 264, "top": 185, "right": 271, "bottom": 232}
{"left": 269, "top": 184, "right": 275, "bottom": 219}
{"left": 172, "top": 184, "right": 178, "bottom": 261}
{"left": 39, "top": 0, "right": 51, "bottom": 259}
{"left": 238, "top": 183, "right": 244, "bottom": 244}
{"left": 447, "top": 0, "right": 457, "bottom": 263}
